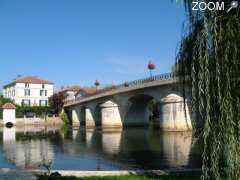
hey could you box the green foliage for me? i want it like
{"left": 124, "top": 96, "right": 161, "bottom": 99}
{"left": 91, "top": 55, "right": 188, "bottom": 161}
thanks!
{"left": 60, "top": 111, "right": 69, "bottom": 125}
{"left": 177, "top": 1, "right": 240, "bottom": 179}
{"left": 16, "top": 106, "right": 50, "bottom": 118}
{"left": 148, "top": 99, "right": 160, "bottom": 121}
{"left": 0, "top": 95, "right": 14, "bottom": 105}
{"left": 0, "top": 95, "right": 51, "bottom": 118}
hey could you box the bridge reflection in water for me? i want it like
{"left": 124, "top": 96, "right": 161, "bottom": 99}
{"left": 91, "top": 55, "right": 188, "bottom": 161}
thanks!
{"left": 0, "top": 126, "right": 202, "bottom": 170}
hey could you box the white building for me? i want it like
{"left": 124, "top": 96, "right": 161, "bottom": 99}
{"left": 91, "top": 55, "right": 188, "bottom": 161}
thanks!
{"left": 74, "top": 88, "right": 96, "bottom": 99}
{"left": 57, "top": 85, "right": 81, "bottom": 101}
{"left": 3, "top": 76, "right": 54, "bottom": 106}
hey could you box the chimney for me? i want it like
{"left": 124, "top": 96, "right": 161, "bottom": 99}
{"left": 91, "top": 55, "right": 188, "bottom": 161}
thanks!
{"left": 14, "top": 75, "right": 22, "bottom": 80}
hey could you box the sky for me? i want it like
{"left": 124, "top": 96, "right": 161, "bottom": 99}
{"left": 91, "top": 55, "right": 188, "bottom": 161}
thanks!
{"left": 0, "top": 0, "right": 186, "bottom": 90}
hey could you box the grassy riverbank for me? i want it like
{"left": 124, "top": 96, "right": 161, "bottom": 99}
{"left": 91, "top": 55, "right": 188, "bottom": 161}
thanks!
{"left": 37, "top": 174, "right": 201, "bottom": 180}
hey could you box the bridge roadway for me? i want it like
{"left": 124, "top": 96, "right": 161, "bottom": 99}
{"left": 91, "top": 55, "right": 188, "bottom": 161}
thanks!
{"left": 64, "top": 73, "right": 193, "bottom": 131}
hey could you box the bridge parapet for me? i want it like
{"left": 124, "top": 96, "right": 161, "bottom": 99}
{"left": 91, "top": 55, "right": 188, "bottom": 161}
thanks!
{"left": 114, "top": 73, "right": 173, "bottom": 89}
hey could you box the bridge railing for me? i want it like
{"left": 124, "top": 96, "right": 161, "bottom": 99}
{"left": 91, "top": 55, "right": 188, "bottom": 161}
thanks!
{"left": 114, "top": 73, "right": 173, "bottom": 89}
{"left": 64, "top": 73, "right": 174, "bottom": 105}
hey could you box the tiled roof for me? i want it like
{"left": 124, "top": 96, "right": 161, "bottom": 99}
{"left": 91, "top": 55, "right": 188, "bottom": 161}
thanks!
{"left": 75, "top": 87, "right": 113, "bottom": 97}
{"left": 59, "top": 85, "right": 81, "bottom": 93}
{"left": 2, "top": 103, "right": 16, "bottom": 109}
{"left": 14, "top": 76, "right": 53, "bottom": 84}
{"left": 77, "top": 88, "right": 96, "bottom": 95}
{"left": 4, "top": 76, "right": 53, "bottom": 87}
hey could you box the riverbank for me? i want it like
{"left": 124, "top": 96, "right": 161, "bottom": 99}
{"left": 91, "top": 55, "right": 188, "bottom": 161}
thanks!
{"left": 32, "top": 169, "right": 202, "bottom": 180}
{"left": 0, "top": 116, "right": 64, "bottom": 127}
{"left": 31, "top": 169, "right": 201, "bottom": 177}
{"left": 35, "top": 170, "right": 229, "bottom": 180}
{"left": 37, "top": 174, "right": 201, "bottom": 180}
{"left": 0, "top": 168, "right": 227, "bottom": 180}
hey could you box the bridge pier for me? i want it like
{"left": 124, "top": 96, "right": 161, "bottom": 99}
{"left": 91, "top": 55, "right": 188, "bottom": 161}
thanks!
{"left": 100, "top": 101, "right": 122, "bottom": 128}
{"left": 85, "top": 107, "right": 96, "bottom": 128}
{"left": 158, "top": 94, "right": 192, "bottom": 131}
{"left": 124, "top": 99, "right": 150, "bottom": 127}
{"left": 71, "top": 107, "right": 80, "bottom": 127}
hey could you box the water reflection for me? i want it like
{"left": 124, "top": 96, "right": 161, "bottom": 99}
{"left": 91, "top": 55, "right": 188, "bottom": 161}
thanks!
{"left": 3, "top": 127, "right": 16, "bottom": 165}
{"left": 149, "top": 131, "right": 193, "bottom": 167}
{"left": 0, "top": 126, "right": 202, "bottom": 170}
{"left": 86, "top": 129, "right": 94, "bottom": 148}
{"left": 102, "top": 130, "right": 122, "bottom": 155}
{"left": 161, "top": 132, "right": 192, "bottom": 167}
{"left": 2, "top": 126, "right": 54, "bottom": 169}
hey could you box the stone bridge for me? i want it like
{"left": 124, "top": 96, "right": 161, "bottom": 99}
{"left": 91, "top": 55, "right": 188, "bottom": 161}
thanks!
{"left": 64, "top": 73, "right": 192, "bottom": 131}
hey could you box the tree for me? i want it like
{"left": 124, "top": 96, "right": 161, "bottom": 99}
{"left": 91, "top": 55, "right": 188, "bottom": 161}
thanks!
{"left": 148, "top": 99, "right": 160, "bottom": 121}
{"left": 49, "top": 92, "right": 67, "bottom": 115}
{"left": 176, "top": 1, "right": 240, "bottom": 179}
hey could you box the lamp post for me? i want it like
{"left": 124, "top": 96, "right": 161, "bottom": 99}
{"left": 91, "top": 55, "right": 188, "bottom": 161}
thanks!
{"left": 148, "top": 60, "right": 156, "bottom": 79}
{"left": 124, "top": 81, "right": 129, "bottom": 87}
{"left": 94, "top": 80, "right": 100, "bottom": 92}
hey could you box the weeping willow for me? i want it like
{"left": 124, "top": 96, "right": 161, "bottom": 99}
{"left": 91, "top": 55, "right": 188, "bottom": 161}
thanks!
{"left": 176, "top": 1, "right": 240, "bottom": 179}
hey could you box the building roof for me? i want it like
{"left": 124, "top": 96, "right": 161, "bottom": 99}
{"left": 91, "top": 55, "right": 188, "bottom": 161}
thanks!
{"left": 4, "top": 76, "right": 53, "bottom": 88}
{"left": 76, "top": 88, "right": 96, "bottom": 96}
{"left": 75, "top": 87, "right": 113, "bottom": 98}
{"left": 59, "top": 85, "right": 81, "bottom": 93}
{"left": 2, "top": 103, "right": 16, "bottom": 109}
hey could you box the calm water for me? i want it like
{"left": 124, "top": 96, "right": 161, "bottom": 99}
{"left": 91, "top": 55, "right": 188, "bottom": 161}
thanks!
{"left": 0, "top": 126, "right": 202, "bottom": 170}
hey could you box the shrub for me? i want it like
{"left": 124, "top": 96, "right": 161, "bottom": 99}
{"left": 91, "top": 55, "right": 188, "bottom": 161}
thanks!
{"left": 60, "top": 111, "right": 69, "bottom": 125}
{"left": 16, "top": 106, "right": 50, "bottom": 118}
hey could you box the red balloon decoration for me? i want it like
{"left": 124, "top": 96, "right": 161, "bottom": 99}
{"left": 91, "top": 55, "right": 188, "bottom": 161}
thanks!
{"left": 148, "top": 60, "right": 156, "bottom": 78}
{"left": 148, "top": 61, "right": 156, "bottom": 70}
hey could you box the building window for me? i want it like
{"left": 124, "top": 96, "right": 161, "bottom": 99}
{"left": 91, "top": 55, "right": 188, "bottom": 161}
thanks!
{"left": 40, "top": 90, "right": 47, "bottom": 96}
{"left": 42, "top": 84, "right": 45, "bottom": 89}
{"left": 40, "top": 90, "right": 44, "bottom": 96}
{"left": 22, "top": 99, "right": 30, "bottom": 106}
{"left": 39, "top": 100, "right": 48, "bottom": 106}
{"left": 24, "top": 89, "right": 30, "bottom": 96}
{"left": 12, "top": 90, "right": 15, "bottom": 97}
{"left": 25, "top": 83, "right": 30, "bottom": 88}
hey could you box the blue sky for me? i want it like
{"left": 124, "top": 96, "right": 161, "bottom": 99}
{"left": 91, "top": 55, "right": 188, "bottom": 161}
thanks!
{"left": 0, "top": 0, "right": 186, "bottom": 90}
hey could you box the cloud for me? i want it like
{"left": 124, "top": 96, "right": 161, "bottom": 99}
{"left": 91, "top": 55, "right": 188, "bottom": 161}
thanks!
{"left": 106, "top": 56, "right": 151, "bottom": 75}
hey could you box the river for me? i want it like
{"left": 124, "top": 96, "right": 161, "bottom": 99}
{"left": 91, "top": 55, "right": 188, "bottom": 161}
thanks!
{"left": 0, "top": 126, "right": 202, "bottom": 171}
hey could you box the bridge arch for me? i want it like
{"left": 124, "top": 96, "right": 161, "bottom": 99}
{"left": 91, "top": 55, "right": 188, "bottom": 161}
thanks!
{"left": 83, "top": 103, "right": 99, "bottom": 128}
{"left": 123, "top": 93, "right": 192, "bottom": 130}
{"left": 68, "top": 105, "right": 85, "bottom": 127}
{"left": 124, "top": 94, "right": 160, "bottom": 126}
